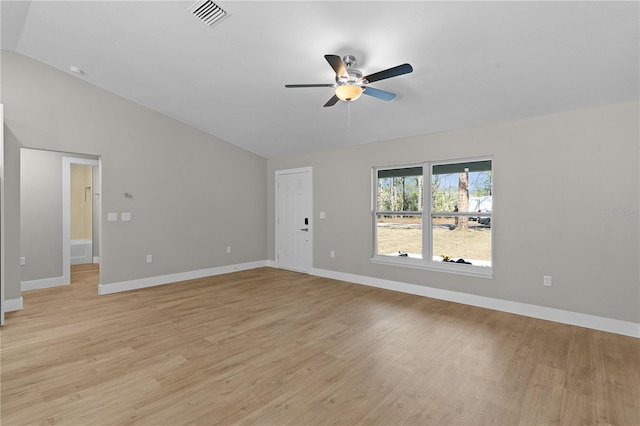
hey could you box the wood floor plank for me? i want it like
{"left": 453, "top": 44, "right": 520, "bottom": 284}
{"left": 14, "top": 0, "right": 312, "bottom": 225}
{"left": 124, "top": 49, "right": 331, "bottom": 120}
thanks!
{"left": 2, "top": 265, "right": 639, "bottom": 425}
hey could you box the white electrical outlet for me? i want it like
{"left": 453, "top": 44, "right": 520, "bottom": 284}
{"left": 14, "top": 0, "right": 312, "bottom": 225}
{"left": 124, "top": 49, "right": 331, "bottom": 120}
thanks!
{"left": 20, "top": 256, "right": 26, "bottom": 266}
{"left": 330, "top": 250, "right": 335, "bottom": 258}
{"left": 543, "top": 275, "right": 552, "bottom": 287}
{"left": 146, "top": 254, "right": 153, "bottom": 263}
{"left": 226, "top": 246, "right": 231, "bottom": 254}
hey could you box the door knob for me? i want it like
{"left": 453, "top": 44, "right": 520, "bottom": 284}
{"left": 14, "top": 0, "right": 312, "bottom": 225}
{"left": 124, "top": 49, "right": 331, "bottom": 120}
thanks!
{"left": 300, "top": 227, "right": 309, "bottom": 232}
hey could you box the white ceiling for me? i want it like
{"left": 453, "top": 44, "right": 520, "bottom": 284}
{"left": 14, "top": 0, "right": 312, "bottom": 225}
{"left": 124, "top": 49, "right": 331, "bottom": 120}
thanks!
{"left": 2, "top": 1, "right": 638, "bottom": 158}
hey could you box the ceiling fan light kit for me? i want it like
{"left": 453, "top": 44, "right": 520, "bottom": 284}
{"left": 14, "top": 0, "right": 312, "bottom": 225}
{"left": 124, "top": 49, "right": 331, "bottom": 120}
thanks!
{"left": 335, "top": 85, "right": 363, "bottom": 101}
{"left": 285, "top": 54, "right": 413, "bottom": 107}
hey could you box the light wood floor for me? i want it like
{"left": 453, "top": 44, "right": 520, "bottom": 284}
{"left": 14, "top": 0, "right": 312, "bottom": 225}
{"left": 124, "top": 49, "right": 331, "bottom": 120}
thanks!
{"left": 1, "top": 266, "right": 639, "bottom": 425}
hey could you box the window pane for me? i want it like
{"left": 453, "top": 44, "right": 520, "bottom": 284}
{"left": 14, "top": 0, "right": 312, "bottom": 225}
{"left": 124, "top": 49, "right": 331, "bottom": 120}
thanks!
{"left": 376, "top": 214, "right": 422, "bottom": 258}
{"left": 431, "top": 161, "right": 492, "bottom": 213}
{"left": 376, "top": 173, "right": 424, "bottom": 212}
{"left": 432, "top": 216, "right": 491, "bottom": 267}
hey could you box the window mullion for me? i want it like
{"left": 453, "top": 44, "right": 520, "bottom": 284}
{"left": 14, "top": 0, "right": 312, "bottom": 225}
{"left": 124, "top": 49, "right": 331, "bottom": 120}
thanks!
{"left": 424, "top": 162, "right": 432, "bottom": 265}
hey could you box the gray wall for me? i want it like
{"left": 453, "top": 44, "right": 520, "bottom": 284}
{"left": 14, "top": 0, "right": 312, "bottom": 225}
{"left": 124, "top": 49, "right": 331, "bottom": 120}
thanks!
{"left": 2, "top": 51, "right": 268, "bottom": 297}
{"left": 3, "top": 125, "right": 20, "bottom": 301}
{"left": 267, "top": 101, "right": 640, "bottom": 323}
{"left": 20, "top": 149, "right": 64, "bottom": 281}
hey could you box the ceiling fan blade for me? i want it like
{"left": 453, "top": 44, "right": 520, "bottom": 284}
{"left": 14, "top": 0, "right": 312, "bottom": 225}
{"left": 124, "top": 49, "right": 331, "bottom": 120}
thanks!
{"left": 362, "top": 63, "right": 413, "bottom": 84}
{"left": 362, "top": 86, "right": 396, "bottom": 101}
{"left": 325, "top": 54, "right": 348, "bottom": 79}
{"left": 323, "top": 94, "right": 340, "bottom": 107}
{"left": 285, "top": 84, "right": 335, "bottom": 88}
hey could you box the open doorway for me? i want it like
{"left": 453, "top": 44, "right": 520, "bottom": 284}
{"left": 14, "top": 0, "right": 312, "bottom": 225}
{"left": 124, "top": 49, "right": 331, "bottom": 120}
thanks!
{"left": 63, "top": 157, "right": 100, "bottom": 286}
{"left": 20, "top": 149, "right": 100, "bottom": 291}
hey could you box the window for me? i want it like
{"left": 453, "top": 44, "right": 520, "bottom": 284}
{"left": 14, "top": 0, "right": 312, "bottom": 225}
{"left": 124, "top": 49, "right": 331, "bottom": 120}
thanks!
{"left": 375, "top": 167, "right": 423, "bottom": 258}
{"left": 373, "top": 158, "right": 492, "bottom": 277}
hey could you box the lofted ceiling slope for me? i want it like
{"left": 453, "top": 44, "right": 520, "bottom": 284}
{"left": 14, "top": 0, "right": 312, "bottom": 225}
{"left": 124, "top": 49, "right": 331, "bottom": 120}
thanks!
{"left": 1, "top": 1, "right": 638, "bottom": 158}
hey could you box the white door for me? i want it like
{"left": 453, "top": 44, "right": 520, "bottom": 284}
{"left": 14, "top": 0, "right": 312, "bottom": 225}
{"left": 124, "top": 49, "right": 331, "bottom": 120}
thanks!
{"left": 276, "top": 168, "right": 312, "bottom": 273}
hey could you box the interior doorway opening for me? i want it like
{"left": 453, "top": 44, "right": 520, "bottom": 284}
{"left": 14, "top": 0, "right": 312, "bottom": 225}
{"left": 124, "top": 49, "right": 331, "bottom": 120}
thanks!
{"left": 63, "top": 156, "right": 100, "bottom": 287}
{"left": 19, "top": 149, "right": 101, "bottom": 291}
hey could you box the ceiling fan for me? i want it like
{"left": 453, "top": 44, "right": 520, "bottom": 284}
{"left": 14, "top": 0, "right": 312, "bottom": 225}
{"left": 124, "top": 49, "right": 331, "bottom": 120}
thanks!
{"left": 285, "top": 54, "right": 413, "bottom": 107}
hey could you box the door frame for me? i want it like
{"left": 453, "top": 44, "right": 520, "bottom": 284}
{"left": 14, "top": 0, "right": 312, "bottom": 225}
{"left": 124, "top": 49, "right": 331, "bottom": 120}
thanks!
{"left": 1, "top": 104, "right": 5, "bottom": 326}
{"left": 275, "top": 167, "right": 313, "bottom": 273}
{"left": 62, "top": 157, "right": 100, "bottom": 285}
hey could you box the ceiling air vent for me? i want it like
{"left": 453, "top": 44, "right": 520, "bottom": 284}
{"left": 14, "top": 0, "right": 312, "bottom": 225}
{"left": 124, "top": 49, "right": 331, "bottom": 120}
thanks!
{"left": 188, "top": 0, "right": 229, "bottom": 27}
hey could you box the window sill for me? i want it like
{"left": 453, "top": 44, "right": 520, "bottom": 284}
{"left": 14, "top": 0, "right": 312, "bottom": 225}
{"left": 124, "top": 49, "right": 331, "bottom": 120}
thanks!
{"left": 370, "top": 255, "right": 493, "bottom": 279}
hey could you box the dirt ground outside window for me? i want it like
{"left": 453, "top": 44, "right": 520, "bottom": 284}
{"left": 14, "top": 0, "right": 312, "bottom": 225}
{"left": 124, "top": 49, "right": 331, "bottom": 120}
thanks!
{"left": 377, "top": 217, "right": 491, "bottom": 261}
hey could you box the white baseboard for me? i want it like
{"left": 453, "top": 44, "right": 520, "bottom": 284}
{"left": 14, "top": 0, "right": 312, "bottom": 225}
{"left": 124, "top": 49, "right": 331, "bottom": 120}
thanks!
{"left": 98, "top": 260, "right": 268, "bottom": 295}
{"left": 93, "top": 259, "right": 640, "bottom": 338}
{"left": 5, "top": 296, "right": 23, "bottom": 312}
{"left": 93, "top": 256, "right": 100, "bottom": 264}
{"left": 310, "top": 267, "right": 640, "bottom": 338}
{"left": 21, "top": 276, "right": 69, "bottom": 291}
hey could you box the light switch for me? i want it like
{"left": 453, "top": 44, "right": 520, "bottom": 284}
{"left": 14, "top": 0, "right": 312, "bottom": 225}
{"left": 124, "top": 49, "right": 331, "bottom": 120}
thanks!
{"left": 108, "top": 213, "right": 118, "bottom": 222}
{"left": 320, "top": 212, "right": 326, "bottom": 219}
{"left": 121, "top": 212, "right": 131, "bottom": 221}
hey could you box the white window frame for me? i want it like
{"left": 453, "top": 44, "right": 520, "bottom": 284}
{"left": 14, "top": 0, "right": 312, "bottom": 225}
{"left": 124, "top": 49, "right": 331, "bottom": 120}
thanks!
{"left": 371, "top": 157, "right": 493, "bottom": 278}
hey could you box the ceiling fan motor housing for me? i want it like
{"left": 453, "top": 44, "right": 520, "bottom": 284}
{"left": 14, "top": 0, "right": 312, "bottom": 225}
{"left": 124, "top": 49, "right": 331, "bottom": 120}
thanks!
{"left": 336, "top": 55, "right": 364, "bottom": 85}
